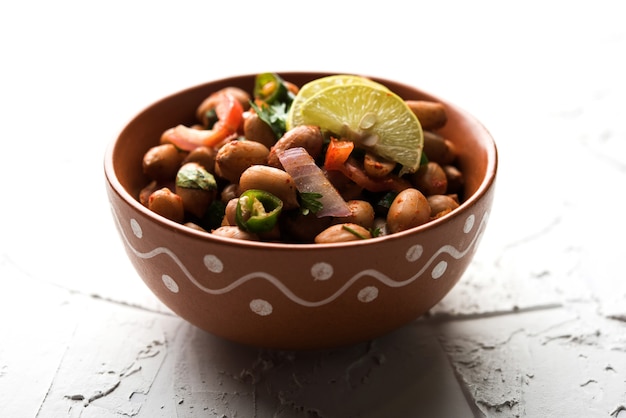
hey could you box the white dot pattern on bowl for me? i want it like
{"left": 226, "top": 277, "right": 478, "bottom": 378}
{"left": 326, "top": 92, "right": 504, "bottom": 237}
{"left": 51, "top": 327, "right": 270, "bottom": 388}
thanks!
{"left": 130, "top": 218, "right": 142, "bottom": 238}
{"left": 311, "top": 262, "right": 333, "bottom": 281}
{"left": 406, "top": 244, "right": 423, "bottom": 262}
{"left": 162, "top": 274, "right": 179, "bottom": 293}
{"left": 357, "top": 286, "right": 379, "bottom": 303}
{"left": 114, "top": 212, "right": 488, "bottom": 316}
{"left": 204, "top": 255, "right": 223, "bottom": 273}
{"left": 431, "top": 261, "right": 448, "bottom": 279}
{"left": 250, "top": 299, "right": 273, "bottom": 316}
{"left": 464, "top": 214, "right": 475, "bottom": 233}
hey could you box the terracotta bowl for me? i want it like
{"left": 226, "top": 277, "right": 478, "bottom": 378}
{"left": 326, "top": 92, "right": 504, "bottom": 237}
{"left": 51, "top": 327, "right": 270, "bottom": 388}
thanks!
{"left": 104, "top": 72, "right": 497, "bottom": 350}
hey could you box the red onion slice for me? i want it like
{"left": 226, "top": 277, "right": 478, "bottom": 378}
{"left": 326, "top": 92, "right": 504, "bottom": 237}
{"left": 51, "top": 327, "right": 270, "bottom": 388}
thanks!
{"left": 278, "top": 147, "right": 351, "bottom": 218}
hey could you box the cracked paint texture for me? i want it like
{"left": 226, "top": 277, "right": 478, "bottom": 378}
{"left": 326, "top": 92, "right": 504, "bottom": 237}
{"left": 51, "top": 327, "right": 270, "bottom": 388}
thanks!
{"left": 33, "top": 301, "right": 176, "bottom": 418}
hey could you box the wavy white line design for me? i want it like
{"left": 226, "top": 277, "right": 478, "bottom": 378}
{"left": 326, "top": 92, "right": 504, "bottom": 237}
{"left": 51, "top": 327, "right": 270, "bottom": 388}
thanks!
{"left": 112, "top": 209, "right": 488, "bottom": 311}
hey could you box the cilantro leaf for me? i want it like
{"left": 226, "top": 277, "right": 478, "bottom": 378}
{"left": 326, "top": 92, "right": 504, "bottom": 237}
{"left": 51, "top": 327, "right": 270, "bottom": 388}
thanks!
{"left": 370, "top": 227, "right": 382, "bottom": 238}
{"left": 176, "top": 163, "right": 217, "bottom": 190}
{"left": 250, "top": 101, "right": 288, "bottom": 139}
{"left": 298, "top": 192, "right": 323, "bottom": 215}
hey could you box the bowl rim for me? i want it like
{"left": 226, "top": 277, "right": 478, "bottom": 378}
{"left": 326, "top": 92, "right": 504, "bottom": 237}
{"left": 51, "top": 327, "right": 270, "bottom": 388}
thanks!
{"left": 104, "top": 71, "right": 498, "bottom": 251}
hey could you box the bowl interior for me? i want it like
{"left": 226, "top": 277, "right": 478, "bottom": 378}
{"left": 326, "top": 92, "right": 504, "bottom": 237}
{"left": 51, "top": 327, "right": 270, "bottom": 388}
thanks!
{"left": 109, "top": 72, "right": 495, "bottom": 221}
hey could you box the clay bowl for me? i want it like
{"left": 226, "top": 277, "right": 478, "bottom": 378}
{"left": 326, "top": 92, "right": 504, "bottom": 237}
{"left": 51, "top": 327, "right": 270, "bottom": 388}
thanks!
{"left": 104, "top": 72, "right": 497, "bottom": 350}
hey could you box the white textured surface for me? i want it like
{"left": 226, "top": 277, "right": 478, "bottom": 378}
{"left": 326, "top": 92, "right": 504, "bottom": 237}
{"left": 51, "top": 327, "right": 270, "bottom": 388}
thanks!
{"left": 1, "top": 1, "right": 625, "bottom": 417}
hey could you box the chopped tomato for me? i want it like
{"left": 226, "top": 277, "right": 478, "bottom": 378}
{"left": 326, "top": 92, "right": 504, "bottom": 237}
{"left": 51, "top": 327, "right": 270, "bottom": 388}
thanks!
{"left": 162, "top": 91, "right": 243, "bottom": 151}
{"left": 324, "top": 137, "right": 355, "bottom": 171}
{"left": 212, "top": 91, "right": 244, "bottom": 134}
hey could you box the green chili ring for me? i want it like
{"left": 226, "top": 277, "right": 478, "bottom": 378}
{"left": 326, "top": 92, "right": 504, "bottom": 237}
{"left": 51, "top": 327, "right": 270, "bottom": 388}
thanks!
{"left": 235, "top": 189, "right": 283, "bottom": 233}
{"left": 253, "top": 72, "right": 294, "bottom": 105}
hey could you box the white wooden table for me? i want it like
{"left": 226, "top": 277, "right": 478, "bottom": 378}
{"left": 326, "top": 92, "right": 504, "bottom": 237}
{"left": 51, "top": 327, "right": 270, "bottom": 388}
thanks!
{"left": 1, "top": 1, "right": 625, "bottom": 416}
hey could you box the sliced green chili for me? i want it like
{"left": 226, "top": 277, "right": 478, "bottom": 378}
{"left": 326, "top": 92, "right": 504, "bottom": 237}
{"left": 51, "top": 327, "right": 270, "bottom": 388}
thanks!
{"left": 235, "top": 189, "right": 283, "bottom": 233}
{"left": 253, "top": 72, "right": 295, "bottom": 105}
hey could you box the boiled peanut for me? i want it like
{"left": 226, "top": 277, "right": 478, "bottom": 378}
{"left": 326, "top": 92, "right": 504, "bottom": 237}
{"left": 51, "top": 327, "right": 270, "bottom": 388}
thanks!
{"left": 238, "top": 165, "right": 299, "bottom": 210}
{"left": 386, "top": 188, "right": 430, "bottom": 233}
{"left": 148, "top": 187, "right": 185, "bottom": 223}
{"left": 333, "top": 200, "right": 375, "bottom": 229}
{"left": 175, "top": 187, "right": 212, "bottom": 219}
{"left": 314, "top": 223, "right": 372, "bottom": 244}
{"left": 444, "top": 138, "right": 458, "bottom": 162}
{"left": 423, "top": 131, "right": 456, "bottom": 165}
{"left": 184, "top": 222, "right": 207, "bottom": 232}
{"left": 405, "top": 100, "right": 447, "bottom": 131}
{"left": 220, "top": 183, "right": 239, "bottom": 203}
{"left": 410, "top": 161, "right": 448, "bottom": 196}
{"left": 244, "top": 112, "right": 276, "bottom": 148}
{"left": 268, "top": 125, "right": 323, "bottom": 168}
{"left": 211, "top": 225, "right": 259, "bottom": 241}
{"left": 142, "top": 143, "right": 185, "bottom": 182}
{"left": 221, "top": 198, "right": 238, "bottom": 226}
{"left": 427, "top": 194, "right": 460, "bottom": 218}
{"left": 363, "top": 152, "right": 396, "bottom": 179}
{"left": 443, "top": 164, "right": 464, "bottom": 194}
{"left": 215, "top": 140, "right": 270, "bottom": 183}
{"left": 183, "top": 146, "right": 217, "bottom": 173}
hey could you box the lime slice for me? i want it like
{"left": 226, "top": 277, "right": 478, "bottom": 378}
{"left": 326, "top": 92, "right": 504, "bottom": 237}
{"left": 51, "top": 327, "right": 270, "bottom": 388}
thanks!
{"left": 286, "top": 74, "right": 389, "bottom": 131}
{"left": 298, "top": 83, "right": 424, "bottom": 175}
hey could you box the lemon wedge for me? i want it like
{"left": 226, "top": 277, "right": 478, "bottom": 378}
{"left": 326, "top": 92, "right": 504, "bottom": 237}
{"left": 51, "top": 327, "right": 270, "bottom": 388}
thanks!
{"left": 286, "top": 74, "right": 389, "bottom": 131}
{"left": 297, "top": 83, "right": 424, "bottom": 175}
